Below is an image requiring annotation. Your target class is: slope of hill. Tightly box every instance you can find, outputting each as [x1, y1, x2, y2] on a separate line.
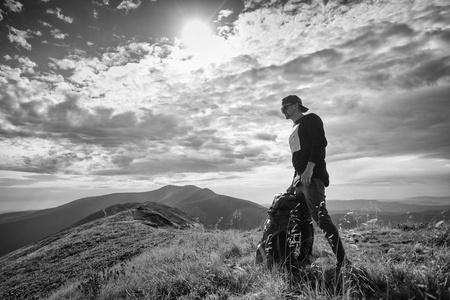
[163, 188, 267, 230]
[70, 203, 141, 228]
[0, 201, 201, 300]
[0, 185, 267, 257]
[0, 210, 39, 223]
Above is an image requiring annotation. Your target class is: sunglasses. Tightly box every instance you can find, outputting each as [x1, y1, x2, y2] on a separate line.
[281, 103, 294, 112]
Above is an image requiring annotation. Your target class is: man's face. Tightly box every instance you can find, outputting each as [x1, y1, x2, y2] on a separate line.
[281, 103, 294, 119]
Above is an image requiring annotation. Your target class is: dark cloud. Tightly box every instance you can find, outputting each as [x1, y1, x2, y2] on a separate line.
[89, 129, 277, 176]
[338, 22, 415, 58]
[283, 49, 343, 76]
[377, 88, 450, 159]
[326, 86, 450, 161]
[1, 87, 189, 147]
[111, 154, 134, 168]
[254, 132, 277, 141]
[381, 23, 415, 40]
[93, 154, 251, 176]
[178, 129, 218, 150]
[5, 150, 86, 174]
[394, 56, 450, 88]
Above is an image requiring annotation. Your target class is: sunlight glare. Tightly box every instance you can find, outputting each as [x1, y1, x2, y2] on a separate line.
[181, 20, 212, 48]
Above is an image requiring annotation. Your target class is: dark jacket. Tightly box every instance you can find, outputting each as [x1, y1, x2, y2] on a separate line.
[289, 113, 329, 187]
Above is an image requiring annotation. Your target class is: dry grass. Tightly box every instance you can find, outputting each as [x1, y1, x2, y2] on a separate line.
[34, 221, 450, 300]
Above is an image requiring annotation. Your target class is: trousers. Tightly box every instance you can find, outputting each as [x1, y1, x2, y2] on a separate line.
[294, 177, 346, 265]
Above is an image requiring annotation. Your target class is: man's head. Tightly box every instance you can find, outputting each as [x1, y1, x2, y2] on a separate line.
[281, 95, 308, 120]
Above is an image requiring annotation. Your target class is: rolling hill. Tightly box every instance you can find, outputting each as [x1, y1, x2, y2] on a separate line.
[0, 201, 201, 300]
[0, 185, 267, 257]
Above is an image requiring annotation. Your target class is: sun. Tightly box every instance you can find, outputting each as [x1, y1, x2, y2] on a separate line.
[181, 20, 212, 48]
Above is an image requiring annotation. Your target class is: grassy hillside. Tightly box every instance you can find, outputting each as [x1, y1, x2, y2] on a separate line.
[0, 202, 200, 300]
[1, 208, 449, 299]
[70, 203, 141, 228]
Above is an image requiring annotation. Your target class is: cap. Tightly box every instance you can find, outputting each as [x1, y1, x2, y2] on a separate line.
[281, 95, 309, 112]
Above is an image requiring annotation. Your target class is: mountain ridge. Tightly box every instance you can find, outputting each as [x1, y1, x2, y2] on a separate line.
[0, 185, 266, 257]
[325, 199, 450, 214]
[327, 196, 450, 206]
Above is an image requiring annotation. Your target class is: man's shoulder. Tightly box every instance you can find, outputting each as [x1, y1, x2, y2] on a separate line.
[303, 113, 322, 122]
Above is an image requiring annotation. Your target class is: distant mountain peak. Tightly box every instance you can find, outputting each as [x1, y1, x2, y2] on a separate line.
[158, 184, 203, 191]
[0, 184, 266, 257]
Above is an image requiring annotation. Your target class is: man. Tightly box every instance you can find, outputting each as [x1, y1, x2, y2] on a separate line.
[281, 94, 350, 270]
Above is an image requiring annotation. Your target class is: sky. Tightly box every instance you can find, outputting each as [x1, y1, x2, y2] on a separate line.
[1, 0, 450, 212]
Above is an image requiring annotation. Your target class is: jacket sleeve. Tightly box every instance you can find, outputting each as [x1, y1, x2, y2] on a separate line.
[308, 114, 327, 164]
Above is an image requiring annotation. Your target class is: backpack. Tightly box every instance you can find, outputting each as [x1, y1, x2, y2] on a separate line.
[255, 192, 314, 272]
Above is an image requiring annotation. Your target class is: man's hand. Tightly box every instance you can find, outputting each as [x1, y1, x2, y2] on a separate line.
[286, 184, 295, 195]
[301, 162, 315, 186]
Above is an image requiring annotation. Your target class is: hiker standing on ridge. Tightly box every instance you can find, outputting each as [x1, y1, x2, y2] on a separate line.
[281, 95, 350, 270]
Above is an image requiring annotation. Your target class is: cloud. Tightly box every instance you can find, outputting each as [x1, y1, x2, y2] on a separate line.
[46, 8, 74, 23]
[0, 67, 195, 175]
[116, 0, 142, 13]
[242, 0, 286, 11]
[218, 2, 448, 165]
[94, 148, 265, 177]
[1, 55, 37, 74]
[50, 28, 67, 39]
[36, 95, 187, 148]
[255, 133, 277, 141]
[218, 9, 234, 20]
[322, 82, 450, 161]
[15, 55, 37, 74]
[7, 26, 34, 50]
[4, 0, 23, 13]
[97, 0, 110, 6]
[393, 56, 450, 88]
[0, 52, 283, 176]
[38, 20, 52, 27]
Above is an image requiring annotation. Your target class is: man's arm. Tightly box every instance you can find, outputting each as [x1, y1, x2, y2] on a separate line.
[286, 171, 297, 194]
[302, 115, 325, 186]
[301, 161, 315, 187]
[308, 114, 327, 165]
